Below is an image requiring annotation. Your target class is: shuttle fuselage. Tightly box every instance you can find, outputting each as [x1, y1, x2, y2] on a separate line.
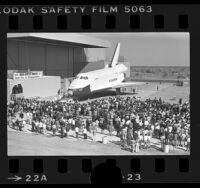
[68, 63, 127, 97]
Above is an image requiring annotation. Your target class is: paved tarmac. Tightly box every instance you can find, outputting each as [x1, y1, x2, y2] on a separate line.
[8, 127, 189, 156]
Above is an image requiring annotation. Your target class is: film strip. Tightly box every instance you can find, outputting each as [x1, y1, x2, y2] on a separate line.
[0, 3, 199, 184]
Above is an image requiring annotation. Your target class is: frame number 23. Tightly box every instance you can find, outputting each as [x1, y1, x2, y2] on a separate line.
[125, 173, 141, 182]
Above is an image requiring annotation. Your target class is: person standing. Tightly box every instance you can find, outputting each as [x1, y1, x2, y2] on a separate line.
[132, 130, 139, 153]
[160, 126, 165, 151]
[60, 120, 65, 138]
[75, 126, 79, 139]
[179, 98, 182, 105]
[121, 126, 127, 148]
[63, 125, 67, 138]
[135, 131, 140, 153]
[108, 119, 113, 136]
[18, 120, 23, 131]
[39, 121, 43, 134]
[31, 120, 36, 132]
[52, 122, 57, 136]
[65, 120, 70, 138]
[92, 121, 97, 141]
[72, 118, 75, 130]
[42, 119, 47, 135]
[143, 128, 148, 149]
[186, 134, 190, 151]
[83, 126, 87, 140]
[60, 124, 64, 138]
[127, 127, 133, 150]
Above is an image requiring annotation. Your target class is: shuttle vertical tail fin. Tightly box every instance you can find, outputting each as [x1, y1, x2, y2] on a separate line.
[110, 43, 120, 67]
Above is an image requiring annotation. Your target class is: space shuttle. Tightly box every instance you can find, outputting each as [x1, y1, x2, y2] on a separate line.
[68, 43, 144, 97]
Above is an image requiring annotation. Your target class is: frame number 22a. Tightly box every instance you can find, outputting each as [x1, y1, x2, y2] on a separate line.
[25, 174, 47, 183]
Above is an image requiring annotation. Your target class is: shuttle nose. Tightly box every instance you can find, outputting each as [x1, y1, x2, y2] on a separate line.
[69, 81, 77, 90]
[67, 90, 73, 96]
[69, 79, 89, 90]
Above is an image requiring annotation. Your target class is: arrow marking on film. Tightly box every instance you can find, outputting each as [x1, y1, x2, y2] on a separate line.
[8, 175, 22, 182]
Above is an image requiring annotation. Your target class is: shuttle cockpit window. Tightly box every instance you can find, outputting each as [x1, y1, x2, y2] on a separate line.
[80, 76, 88, 80]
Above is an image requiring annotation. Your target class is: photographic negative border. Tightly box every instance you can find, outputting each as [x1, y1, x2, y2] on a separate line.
[0, 3, 199, 184]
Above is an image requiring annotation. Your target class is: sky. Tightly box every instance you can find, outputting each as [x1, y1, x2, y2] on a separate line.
[82, 32, 190, 67]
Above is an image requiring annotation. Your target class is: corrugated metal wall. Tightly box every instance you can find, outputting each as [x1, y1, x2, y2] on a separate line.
[7, 39, 105, 78]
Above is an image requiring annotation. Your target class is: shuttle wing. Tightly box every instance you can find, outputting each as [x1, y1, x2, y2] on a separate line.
[90, 82, 145, 92]
[111, 82, 145, 89]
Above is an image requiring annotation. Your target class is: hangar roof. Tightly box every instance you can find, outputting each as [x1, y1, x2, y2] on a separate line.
[7, 33, 111, 48]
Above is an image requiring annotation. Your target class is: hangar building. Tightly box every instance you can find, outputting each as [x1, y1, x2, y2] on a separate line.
[7, 33, 111, 78]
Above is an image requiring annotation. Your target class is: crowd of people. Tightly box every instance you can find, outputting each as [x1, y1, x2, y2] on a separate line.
[7, 95, 190, 153]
